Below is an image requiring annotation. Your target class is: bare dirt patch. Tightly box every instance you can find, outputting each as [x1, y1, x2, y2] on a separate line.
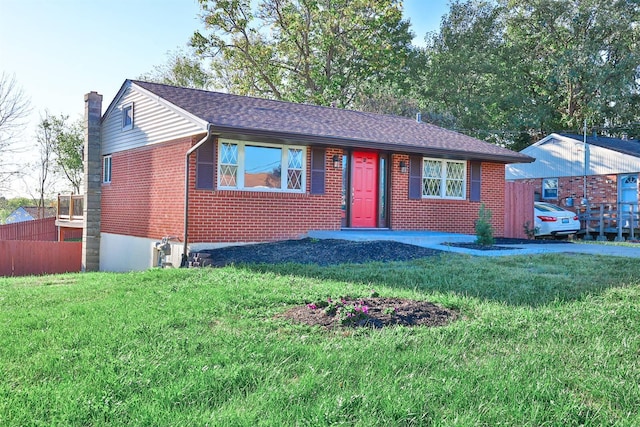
[279, 297, 458, 329]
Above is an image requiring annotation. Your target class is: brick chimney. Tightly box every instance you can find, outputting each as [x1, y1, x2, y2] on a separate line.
[82, 92, 103, 272]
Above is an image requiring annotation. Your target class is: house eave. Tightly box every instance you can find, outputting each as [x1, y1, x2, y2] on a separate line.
[211, 125, 534, 164]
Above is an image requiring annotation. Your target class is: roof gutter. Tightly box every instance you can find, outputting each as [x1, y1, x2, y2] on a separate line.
[182, 124, 214, 266]
[212, 126, 534, 164]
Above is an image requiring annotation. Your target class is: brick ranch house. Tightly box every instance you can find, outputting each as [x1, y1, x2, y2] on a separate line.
[506, 133, 640, 214]
[82, 80, 532, 272]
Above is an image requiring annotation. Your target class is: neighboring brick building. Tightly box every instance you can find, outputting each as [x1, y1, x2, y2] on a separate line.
[87, 80, 532, 272]
[506, 133, 640, 214]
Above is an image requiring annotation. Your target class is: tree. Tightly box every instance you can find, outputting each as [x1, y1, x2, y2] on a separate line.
[191, 0, 414, 108]
[417, 1, 509, 133]
[33, 113, 57, 218]
[139, 49, 215, 89]
[502, 0, 640, 132]
[0, 72, 31, 191]
[46, 115, 84, 194]
[417, 0, 640, 146]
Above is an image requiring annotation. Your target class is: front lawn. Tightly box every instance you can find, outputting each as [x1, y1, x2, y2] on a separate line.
[1, 253, 639, 426]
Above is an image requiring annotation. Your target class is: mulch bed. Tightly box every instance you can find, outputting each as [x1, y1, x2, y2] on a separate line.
[194, 238, 444, 267]
[193, 237, 573, 266]
[445, 237, 575, 251]
[279, 297, 458, 329]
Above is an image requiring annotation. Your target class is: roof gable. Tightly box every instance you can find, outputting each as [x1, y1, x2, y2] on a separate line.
[557, 133, 640, 157]
[5, 206, 56, 224]
[507, 133, 640, 179]
[129, 80, 532, 164]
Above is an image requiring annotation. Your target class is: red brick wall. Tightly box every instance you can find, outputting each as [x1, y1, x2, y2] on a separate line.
[101, 136, 196, 239]
[103, 135, 508, 243]
[188, 145, 343, 243]
[389, 155, 506, 236]
[514, 174, 635, 211]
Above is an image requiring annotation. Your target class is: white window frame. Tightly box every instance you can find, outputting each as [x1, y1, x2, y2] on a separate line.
[217, 139, 306, 193]
[542, 178, 558, 199]
[422, 157, 467, 200]
[122, 103, 134, 131]
[103, 155, 112, 184]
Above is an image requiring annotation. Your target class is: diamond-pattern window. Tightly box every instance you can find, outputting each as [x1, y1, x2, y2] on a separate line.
[288, 148, 303, 170]
[218, 140, 305, 192]
[423, 160, 442, 196]
[288, 170, 302, 190]
[422, 158, 466, 199]
[219, 143, 238, 187]
[287, 148, 303, 190]
[445, 162, 465, 198]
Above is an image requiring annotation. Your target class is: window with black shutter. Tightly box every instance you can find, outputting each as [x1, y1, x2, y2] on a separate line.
[408, 156, 422, 200]
[310, 147, 326, 194]
[196, 139, 215, 190]
[470, 161, 481, 202]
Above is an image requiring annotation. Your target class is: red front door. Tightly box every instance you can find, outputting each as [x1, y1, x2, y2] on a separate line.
[351, 152, 378, 227]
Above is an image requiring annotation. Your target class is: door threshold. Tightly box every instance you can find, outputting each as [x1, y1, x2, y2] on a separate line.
[340, 228, 390, 231]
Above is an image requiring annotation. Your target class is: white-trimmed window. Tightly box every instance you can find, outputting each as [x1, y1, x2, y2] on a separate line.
[217, 139, 306, 192]
[103, 155, 112, 184]
[122, 103, 133, 131]
[542, 178, 558, 199]
[422, 158, 466, 199]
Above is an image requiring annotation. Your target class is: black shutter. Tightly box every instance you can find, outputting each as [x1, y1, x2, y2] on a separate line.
[470, 161, 481, 202]
[196, 139, 214, 190]
[310, 148, 326, 194]
[408, 156, 422, 200]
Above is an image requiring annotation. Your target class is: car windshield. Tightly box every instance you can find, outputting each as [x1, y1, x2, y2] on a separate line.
[535, 203, 566, 212]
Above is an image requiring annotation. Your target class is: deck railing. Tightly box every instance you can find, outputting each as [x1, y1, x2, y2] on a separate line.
[577, 202, 639, 241]
[57, 194, 84, 222]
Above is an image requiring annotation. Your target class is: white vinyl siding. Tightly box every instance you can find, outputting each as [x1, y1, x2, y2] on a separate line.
[101, 84, 206, 155]
[506, 134, 640, 180]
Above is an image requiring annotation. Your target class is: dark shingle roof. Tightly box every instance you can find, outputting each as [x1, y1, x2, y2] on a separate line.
[132, 80, 532, 164]
[558, 133, 640, 157]
[20, 206, 56, 219]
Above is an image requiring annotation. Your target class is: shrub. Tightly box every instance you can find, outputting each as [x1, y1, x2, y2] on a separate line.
[475, 204, 495, 246]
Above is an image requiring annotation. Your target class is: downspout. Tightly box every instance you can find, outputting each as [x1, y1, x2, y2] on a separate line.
[182, 124, 214, 267]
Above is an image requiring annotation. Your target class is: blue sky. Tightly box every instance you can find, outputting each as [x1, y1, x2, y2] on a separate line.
[0, 0, 449, 196]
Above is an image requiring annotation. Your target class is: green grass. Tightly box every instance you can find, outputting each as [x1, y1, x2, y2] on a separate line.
[1, 253, 639, 426]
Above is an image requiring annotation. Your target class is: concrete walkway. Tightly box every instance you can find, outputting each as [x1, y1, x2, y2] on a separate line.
[306, 229, 640, 259]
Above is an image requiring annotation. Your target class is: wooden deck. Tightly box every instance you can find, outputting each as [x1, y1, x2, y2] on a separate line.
[577, 203, 639, 241]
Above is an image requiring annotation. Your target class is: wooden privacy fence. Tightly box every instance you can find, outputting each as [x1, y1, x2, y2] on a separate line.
[0, 240, 82, 276]
[0, 217, 57, 241]
[504, 181, 535, 239]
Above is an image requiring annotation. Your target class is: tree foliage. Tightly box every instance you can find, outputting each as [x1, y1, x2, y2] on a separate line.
[138, 49, 215, 90]
[418, 0, 640, 144]
[35, 114, 84, 196]
[191, 0, 414, 108]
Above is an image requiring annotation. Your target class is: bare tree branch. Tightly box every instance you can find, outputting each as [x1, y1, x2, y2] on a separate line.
[0, 72, 31, 192]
